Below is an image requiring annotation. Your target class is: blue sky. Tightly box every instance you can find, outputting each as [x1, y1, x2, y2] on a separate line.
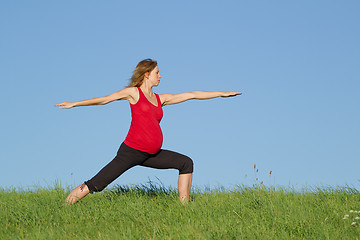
[1, 1, 359, 191]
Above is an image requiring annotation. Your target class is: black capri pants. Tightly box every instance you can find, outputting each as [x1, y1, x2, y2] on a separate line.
[85, 142, 193, 192]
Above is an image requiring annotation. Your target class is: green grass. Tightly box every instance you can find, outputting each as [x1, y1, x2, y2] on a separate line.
[1, 183, 360, 239]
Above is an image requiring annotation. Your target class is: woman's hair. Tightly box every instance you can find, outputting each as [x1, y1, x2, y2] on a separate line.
[128, 58, 158, 87]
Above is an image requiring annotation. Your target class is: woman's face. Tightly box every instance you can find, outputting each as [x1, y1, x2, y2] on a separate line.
[148, 66, 162, 86]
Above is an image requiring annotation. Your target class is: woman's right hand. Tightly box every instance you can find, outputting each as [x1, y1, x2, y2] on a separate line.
[221, 92, 242, 97]
[54, 102, 76, 109]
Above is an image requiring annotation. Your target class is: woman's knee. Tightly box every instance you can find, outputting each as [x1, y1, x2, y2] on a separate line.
[179, 156, 193, 174]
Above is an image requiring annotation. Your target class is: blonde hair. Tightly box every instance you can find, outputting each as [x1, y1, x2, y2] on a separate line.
[128, 59, 158, 87]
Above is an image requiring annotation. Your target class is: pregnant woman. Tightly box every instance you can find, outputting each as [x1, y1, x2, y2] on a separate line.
[55, 58, 241, 204]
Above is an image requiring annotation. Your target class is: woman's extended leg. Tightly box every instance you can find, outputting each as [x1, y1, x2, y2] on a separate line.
[65, 183, 90, 205]
[65, 143, 148, 205]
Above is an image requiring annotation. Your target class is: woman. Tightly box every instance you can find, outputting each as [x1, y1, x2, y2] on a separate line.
[55, 59, 241, 204]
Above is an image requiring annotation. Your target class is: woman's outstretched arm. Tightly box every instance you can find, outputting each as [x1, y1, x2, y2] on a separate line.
[160, 91, 242, 106]
[54, 87, 136, 109]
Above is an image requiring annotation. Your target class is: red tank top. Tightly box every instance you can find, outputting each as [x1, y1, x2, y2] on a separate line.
[124, 87, 163, 154]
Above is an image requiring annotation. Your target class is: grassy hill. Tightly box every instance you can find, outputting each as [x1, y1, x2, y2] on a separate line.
[1, 182, 360, 239]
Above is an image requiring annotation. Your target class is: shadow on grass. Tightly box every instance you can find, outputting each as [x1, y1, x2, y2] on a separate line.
[108, 178, 178, 197]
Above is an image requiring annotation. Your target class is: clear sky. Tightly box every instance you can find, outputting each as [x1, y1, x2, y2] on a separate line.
[1, 1, 359, 191]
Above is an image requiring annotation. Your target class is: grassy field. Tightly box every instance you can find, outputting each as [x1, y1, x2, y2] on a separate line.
[1, 182, 360, 239]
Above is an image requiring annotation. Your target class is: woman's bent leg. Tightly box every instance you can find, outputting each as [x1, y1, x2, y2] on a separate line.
[141, 149, 194, 203]
[178, 173, 192, 203]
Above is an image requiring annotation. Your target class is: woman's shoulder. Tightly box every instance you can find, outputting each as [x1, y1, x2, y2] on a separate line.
[123, 86, 139, 104]
[124, 86, 138, 93]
